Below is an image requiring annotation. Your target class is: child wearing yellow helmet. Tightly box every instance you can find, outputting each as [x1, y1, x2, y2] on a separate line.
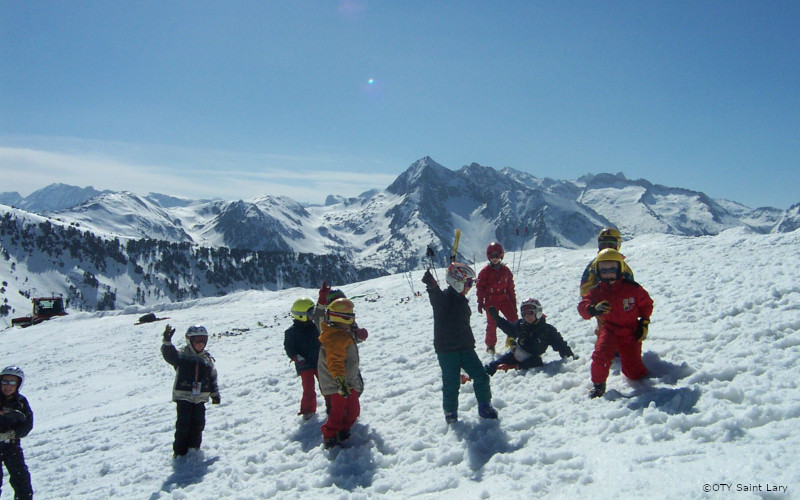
[284, 297, 321, 420]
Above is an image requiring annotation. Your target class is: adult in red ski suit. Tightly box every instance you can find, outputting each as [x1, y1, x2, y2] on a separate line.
[578, 249, 653, 399]
[476, 242, 518, 353]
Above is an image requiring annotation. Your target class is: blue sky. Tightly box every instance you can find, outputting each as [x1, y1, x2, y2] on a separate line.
[2, 1, 798, 208]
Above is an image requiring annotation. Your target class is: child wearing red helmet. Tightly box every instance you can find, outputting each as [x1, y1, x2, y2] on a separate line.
[476, 242, 518, 354]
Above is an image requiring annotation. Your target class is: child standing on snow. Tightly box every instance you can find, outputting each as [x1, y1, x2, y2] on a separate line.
[476, 242, 518, 354]
[484, 299, 577, 376]
[423, 263, 498, 424]
[161, 324, 221, 457]
[284, 297, 321, 420]
[315, 294, 365, 449]
[0, 366, 33, 500]
[578, 249, 653, 398]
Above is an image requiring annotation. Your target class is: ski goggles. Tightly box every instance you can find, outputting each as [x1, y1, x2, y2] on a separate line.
[1, 379, 18, 386]
[189, 336, 208, 344]
[597, 265, 619, 274]
[464, 277, 475, 288]
[598, 237, 619, 249]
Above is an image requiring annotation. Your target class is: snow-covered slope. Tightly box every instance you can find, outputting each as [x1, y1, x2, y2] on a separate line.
[2, 228, 798, 498]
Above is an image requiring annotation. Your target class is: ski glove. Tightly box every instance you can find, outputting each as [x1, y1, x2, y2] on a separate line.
[421, 270, 437, 288]
[588, 300, 611, 316]
[355, 327, 369, 342]
[163, 325, 175, 342]
[634, 318, 650, 341]
[477, 303, 484, 314]
[211, 394, 221, 405]
[487, 306, 500, 321]
[335, 375, 351, 397]
[292, 355, 305, 364]
[318, 281, 331, 306]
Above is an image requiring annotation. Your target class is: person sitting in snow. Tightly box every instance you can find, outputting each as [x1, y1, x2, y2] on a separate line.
[476, 242, 518, 354]
[315, 296, 365, 449]
[161, 324, 221, 457]
[0, 366, 33, 500]
[422, 263, 498, 424]
[284, 297, 321, 420]
[484, 299, 577, 376]
[578, 249, 653, 399]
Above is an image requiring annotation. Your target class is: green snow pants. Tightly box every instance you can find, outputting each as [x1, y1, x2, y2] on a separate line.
[437, 349, 492, 414]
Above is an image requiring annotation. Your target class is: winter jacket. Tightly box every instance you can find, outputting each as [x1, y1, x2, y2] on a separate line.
[162, 341, 220, 404]
[426, 284, 476, 353]
[284, 320, 321, 373]
[578, 278, 653, 335]
[494, 315, 574, 360]
[0, 393, 33, 441]
[580, 255, 634, 297]
[476, 263, 516, 308]
[317, 322, 364, 397]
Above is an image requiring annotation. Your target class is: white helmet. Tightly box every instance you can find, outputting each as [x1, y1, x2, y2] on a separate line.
[185, 325, 209, 338]
[520, 298, 543, 321]
[446, 262, 476, 293]
[1, 365, 24, 389]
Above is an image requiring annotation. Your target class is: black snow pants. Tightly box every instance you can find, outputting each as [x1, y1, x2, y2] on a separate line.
[173, 401, 206, 457]
[0, 441, 33, 500]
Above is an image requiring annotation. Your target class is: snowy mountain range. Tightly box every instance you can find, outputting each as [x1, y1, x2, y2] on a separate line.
[1, 157, 798, 315]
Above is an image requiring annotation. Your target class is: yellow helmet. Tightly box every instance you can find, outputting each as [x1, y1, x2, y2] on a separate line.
[595, 248, 624, 280]
[326, 298, 355, 325]
[597, 227, 622, 250]
[291, 297, 315, 322]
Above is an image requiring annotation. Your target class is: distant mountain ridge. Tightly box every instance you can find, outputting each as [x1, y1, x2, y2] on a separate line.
[1, 157, 798, 314]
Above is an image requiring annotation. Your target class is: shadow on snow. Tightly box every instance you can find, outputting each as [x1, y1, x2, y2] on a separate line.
[451, 418, 522, 478]
[150, 451, 219, 499]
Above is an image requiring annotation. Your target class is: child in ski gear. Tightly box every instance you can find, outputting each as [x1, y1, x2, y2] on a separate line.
[311, 282, 369, 420]
[0, 366, 33, 500]
[578, 249, 653, 399]
[161, 324, 221, 457]
[316, 297, 365, 449]
[284, 297, 322, 419]
[476, 242, 518, 354]
[423, 264, 498, 423]
[484, 299, 577, 376]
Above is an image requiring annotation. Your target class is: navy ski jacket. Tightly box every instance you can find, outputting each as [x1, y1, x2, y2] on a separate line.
[426, 284, 477, 354]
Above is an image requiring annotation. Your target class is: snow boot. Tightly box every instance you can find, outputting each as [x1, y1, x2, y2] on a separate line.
[484, 363, 497, 376]
[589, 383, 606, 399]
[478, 402, 498, 419]
[323, 437, 338, 449]
[444, 411, 458, 424]
[486, 346, 495, 355]
[337, 429, 351, 442]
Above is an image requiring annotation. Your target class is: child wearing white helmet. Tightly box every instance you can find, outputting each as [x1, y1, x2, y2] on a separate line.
[161, 324, 221, 457]
[0, 365, 34, 499]
[423, 263, 498, 424]
[484, 299, 577, 376]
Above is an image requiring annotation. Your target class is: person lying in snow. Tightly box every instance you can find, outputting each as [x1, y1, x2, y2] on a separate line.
[484, 299, 577, 376]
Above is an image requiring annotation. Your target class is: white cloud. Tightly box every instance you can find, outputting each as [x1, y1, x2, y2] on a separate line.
[0, 140, 398, 203]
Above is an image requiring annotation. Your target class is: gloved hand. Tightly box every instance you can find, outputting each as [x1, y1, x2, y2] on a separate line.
[477, 302, 484, 314]
[318, 281, 331, 306]
[355, 328, 369, 341]
[0, 430, 15, 441]
[163, 325, 175, 342]
[588, 300, 611, 316]
[293, 355, 305, 364]
[487, 306, 500, 321]
[334, 375, 351, 397]
[562, 348, 579, 360]
[421, 270, 437, 288]
[634, 318, 650, 341]
[211, 394, 221, 405]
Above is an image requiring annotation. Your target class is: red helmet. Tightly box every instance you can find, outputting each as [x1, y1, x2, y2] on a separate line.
[486, 242, 504, 260]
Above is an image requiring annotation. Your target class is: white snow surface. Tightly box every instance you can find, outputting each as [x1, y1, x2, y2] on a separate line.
[2, 228, 799, 499]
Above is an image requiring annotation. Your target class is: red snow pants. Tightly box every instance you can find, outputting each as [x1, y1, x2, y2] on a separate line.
[484, 300, 519, 348]
[591, 327, 648, 384]
[321, 391, 360, 439]
[298, 369, 319, 416]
